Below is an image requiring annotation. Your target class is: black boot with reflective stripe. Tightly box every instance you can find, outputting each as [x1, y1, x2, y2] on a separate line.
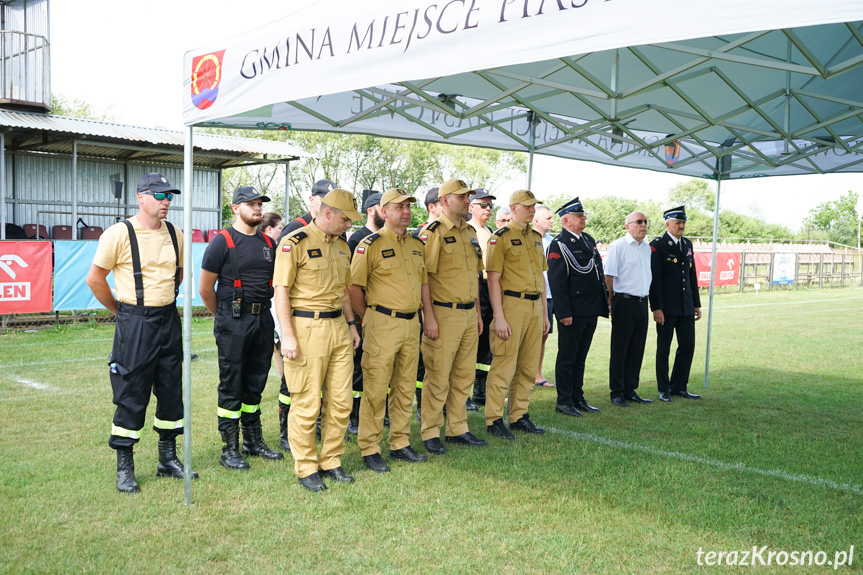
[116, 447, 140, 494]
[156, 438, 199, 479]
[219, 423, 250, 470]
[278, 404, 291, 452]
[242, 422, 284, 460]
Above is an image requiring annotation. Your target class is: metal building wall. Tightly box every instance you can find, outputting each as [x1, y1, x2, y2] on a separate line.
[1, 0, 50, 108]
[9, 153, 221, 237]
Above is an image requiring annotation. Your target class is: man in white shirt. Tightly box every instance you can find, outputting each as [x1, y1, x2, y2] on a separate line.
[603, 212, 653, 407]
[532, 205, 556, 388]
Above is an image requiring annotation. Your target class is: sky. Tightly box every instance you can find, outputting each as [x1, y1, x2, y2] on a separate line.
[50, 0, 860, 232]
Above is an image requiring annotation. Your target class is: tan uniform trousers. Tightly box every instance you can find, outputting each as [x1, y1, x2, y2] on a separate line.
[284, 315, 353, 478]
[420, 305, 478, 440]
[358, 309, 420, 456]
[485, 297, 543, 426]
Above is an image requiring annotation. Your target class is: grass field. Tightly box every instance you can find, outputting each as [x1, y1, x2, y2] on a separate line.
[1, 287, 861, 574]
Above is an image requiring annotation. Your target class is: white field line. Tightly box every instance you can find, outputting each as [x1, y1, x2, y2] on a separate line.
[16, 378, 55, 391]
[546, 427, 863, 496]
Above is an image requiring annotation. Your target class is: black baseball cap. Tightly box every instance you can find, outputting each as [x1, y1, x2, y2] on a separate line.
[312, 179, 336, 196]
[137, 173, 180, 194]
[472, 188, 496, 201]
[232, 186, 271, 205]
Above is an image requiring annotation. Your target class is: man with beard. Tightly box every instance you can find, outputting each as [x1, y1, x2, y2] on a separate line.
[199, 187, 283, 470]
[467, 188, 496, 406]
[345, 191, 383, 435]
[349, 188, 429, 472]
[87, 172, 197, 493]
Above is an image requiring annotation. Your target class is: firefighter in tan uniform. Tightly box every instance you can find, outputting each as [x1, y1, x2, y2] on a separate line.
[349, 188, 429, 473]
[273, 189, 363, 492]
[485, 190, 551, 439]
[419, 179, 488, 454]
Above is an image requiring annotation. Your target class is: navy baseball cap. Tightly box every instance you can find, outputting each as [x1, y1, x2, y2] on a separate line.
[137, 173, 180, 194]
[363, 192, 382, 211]
[472, 188, 496, 202]
[425, 187, 440, 208]
[311, 179, 336, 196]
[232, 186, 271, 205]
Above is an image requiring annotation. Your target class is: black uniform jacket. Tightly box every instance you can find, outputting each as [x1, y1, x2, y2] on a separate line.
[547, 229, 609, 319]
[649, 231, 701, 316]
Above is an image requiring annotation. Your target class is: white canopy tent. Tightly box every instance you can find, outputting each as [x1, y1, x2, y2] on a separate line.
[179, 0, 863, 503]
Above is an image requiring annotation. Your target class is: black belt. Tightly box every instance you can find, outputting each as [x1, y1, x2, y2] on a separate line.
[292, 309, 343, 319]
[373, 305, 417, 320]
[433, 301, 474, 310]
[503, 290, 541, 301]
[217, 300, 270, 314]
[616, 293, 648, 302]
[117, 301, 176, 316]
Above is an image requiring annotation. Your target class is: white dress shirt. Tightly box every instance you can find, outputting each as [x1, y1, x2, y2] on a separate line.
[604, 232, 652, 297]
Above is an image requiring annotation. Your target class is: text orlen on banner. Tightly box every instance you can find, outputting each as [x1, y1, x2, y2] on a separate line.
[0, 241, 53, 314]
[694, 252, 741, 288]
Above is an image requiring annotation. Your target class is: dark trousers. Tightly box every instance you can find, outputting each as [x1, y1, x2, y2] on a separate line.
[609, 297, 648, 399]
[655, 314, 696, 393]
[108, 302, 183, 449]
[476, 277, 493, 379]
[215, 306, 275, 431]
[555, 316, 597, 406]
[352, 326, 364, 393]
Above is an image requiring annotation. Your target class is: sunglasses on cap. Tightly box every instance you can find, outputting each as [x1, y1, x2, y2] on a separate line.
[142, 191, 174, 201]
[473, 202, 492, 209]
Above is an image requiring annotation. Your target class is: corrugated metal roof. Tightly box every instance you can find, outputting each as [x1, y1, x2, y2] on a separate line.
[0, 109, 311, 167]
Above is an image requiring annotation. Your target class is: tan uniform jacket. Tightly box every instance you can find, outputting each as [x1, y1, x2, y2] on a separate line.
[350, 225, 427, 312]
[485, 220, 547, 293]
[420, 212, 483, 304]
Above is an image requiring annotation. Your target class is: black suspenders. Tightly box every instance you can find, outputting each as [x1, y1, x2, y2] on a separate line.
[121, 220, 180, 306]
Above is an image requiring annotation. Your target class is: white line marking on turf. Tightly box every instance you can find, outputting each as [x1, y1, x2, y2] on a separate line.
[547, 427, 863, 496]
[17, 378, 54, 391]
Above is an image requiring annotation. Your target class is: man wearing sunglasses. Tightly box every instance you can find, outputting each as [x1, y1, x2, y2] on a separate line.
[86, 172, 197, 493]
[467, 189, 496, 407]
[199, 187, 284, 472]
[604, 212, 653, 407]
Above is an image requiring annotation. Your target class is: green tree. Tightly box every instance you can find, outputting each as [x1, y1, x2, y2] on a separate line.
[803, 190, 859, 246]
[51, 94, 116, 121]
[668, 178, 715, 212]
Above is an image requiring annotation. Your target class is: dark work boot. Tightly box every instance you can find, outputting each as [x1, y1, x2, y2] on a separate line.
[219, 423, 250, 470]
[347, 396, 360, 435]
[473, 377, 486, 405]
[242, 422, 284, 460]
[415, 386, 422, 424]
[157, 438, 199, 480]
[116, 447, 140, 494]
[278, 405, 291, 452]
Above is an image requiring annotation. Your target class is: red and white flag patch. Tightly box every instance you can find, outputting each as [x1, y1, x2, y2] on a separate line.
[357, 246, 366, 254]
[282, 245, 292, 252]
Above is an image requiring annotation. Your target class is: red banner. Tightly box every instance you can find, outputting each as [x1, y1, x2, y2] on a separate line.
[694, 252, 741, 287]
[0, 241, 53, 313]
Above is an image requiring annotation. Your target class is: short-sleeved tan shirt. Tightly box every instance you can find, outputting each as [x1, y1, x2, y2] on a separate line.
[350, 225, 427, 312]
[485, 220, 547, 294]
[273, 221, 351, 311]
[92, 216, 183, 307]
[420, 212, 483, 304]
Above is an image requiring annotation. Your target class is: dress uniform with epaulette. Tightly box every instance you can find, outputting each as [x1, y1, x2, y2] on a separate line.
[484, 190, 549, 439]
[546, 197, 608, 417]
[418, 179, 487, 455]
[350, 188, 429, 472]
[273, 189, 363, 491]
[649, 205, 702, 401]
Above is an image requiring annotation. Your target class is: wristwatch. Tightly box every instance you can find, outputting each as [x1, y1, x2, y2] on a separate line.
[348, 319, 360, 327]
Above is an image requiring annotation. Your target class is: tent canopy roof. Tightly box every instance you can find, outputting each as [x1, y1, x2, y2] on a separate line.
[183, 0, 863, 179]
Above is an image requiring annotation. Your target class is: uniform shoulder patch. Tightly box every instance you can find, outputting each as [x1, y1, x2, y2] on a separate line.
[425, 221, 441, 233]
[361, 233, 381, 246]
[288, 231, 308, 245]
[493, 227, 509, 237]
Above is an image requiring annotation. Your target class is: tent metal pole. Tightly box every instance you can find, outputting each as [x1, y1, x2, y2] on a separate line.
[285, 159, 291, 217]
[703, 176, 722, 389]
[1, 133, 5, 240]
[182, 126, 194, 506]
[526, 112, 536, 189]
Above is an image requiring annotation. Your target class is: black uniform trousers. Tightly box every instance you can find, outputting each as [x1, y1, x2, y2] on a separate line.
[215, 305, 275, 431]
[108, 302, 183, 449]
[609, 296, 649, 399]
[555, 316, 597, 407]
[475, 276, 494, 379]
[351, 325, 364, 393]
[655, 314, 696, 393]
